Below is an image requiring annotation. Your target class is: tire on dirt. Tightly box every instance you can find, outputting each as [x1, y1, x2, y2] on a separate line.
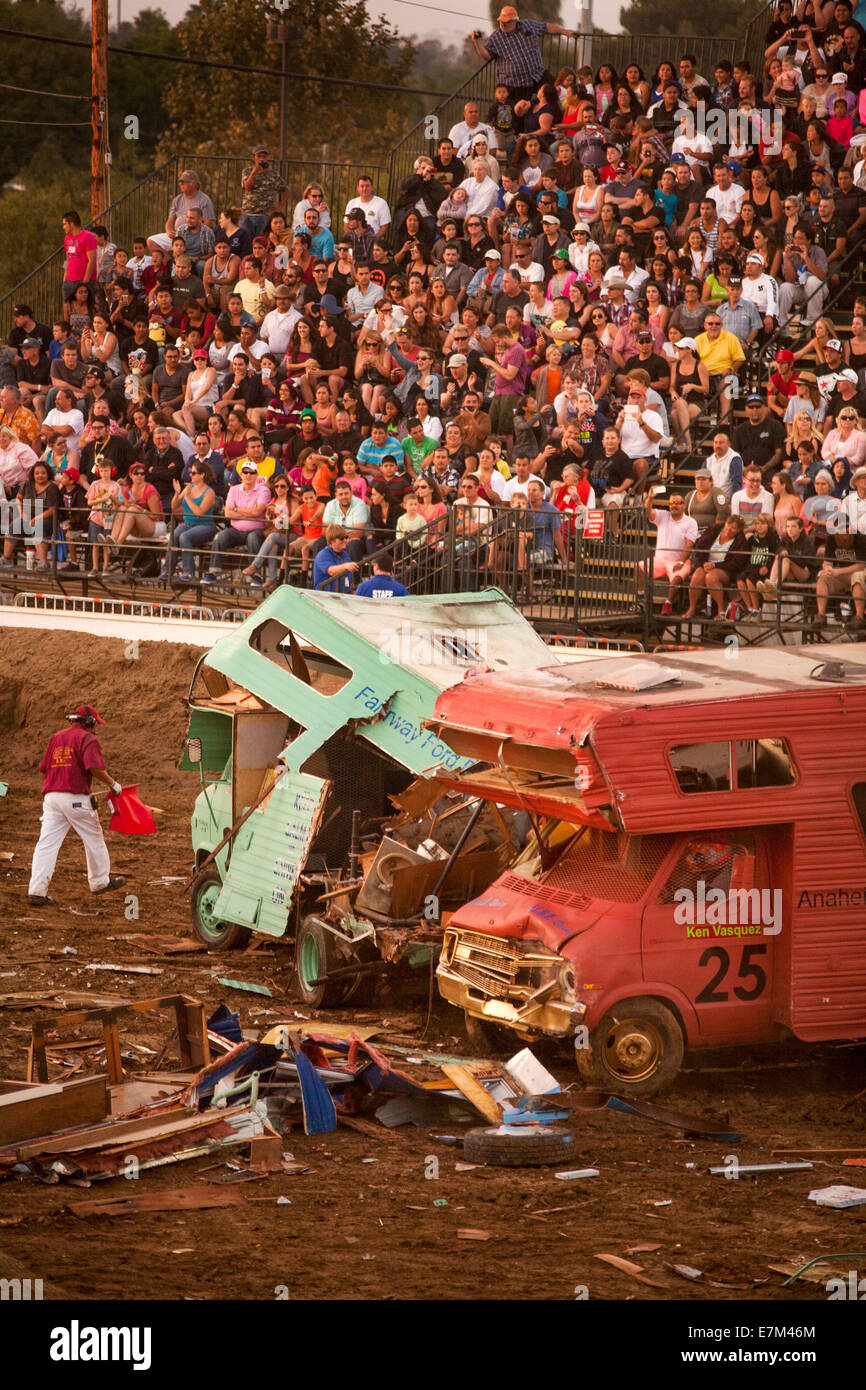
[295, 915, 358, 1008]
[576, 996, 684, 1098]
[190, 867, 251, 950]
[463, 1125, 576, 1167]
[463, 1010, 511, 1055]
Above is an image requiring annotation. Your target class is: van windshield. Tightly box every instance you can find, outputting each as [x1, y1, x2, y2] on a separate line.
[543, 829, 675, 904]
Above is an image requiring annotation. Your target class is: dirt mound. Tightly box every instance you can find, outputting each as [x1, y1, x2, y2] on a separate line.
[0, 631, 202, 790]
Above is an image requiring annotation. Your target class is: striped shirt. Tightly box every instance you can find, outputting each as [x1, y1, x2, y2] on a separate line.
[484, 19, 548, 87]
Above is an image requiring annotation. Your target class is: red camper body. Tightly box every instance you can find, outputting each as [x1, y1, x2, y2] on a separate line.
[430, 646, 866, 1095]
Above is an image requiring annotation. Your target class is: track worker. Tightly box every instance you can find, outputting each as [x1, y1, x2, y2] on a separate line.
[28, 703, 126, 906]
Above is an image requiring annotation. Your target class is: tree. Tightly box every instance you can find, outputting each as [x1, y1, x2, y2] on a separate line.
[619, 0, 764, 38]
[486, 0, 563, 24]
[110, 9, 185, 162]
[157, 0, 416, 165]
[0, 0, 90, 188]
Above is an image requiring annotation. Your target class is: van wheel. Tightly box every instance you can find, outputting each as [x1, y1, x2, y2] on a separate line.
[295, 916, 357, 1008]
[190, 868, 251, 950]
[463, 1126, 576, 1167]
[463, 1011, 509, 1055]
[576, 998, 683, 1098]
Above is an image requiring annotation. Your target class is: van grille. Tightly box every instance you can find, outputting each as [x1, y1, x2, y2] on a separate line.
[500, 873, 592, 912]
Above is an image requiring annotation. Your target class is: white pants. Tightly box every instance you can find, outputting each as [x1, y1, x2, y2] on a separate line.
[29, 792, 111, 896]
[778, 277, 827, 328]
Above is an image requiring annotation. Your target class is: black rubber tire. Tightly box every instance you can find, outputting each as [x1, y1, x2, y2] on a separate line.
[190, 867, 251, 950]
[576, 996, 684, 1098]
[295, 915, 356, 1008]
[463, 1125, 576, 1167]
[463, 1010, 510, 1055]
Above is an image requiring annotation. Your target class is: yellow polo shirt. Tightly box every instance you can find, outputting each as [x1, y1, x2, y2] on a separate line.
[694, 329, 746, 377]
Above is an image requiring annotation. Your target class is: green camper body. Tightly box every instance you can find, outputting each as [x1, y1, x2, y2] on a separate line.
[182, 586, 555, 948]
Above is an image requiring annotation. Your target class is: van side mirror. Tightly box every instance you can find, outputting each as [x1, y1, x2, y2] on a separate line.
[186, 737, 202, 765]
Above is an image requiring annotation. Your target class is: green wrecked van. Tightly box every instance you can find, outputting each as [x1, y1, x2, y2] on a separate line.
[181, 586, 558, 1004]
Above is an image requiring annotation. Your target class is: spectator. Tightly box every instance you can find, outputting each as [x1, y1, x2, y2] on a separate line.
[202, 462, 269, 582]
[471, 9, 578, 105]
[642, 487, 699, 606]
[240, 147, 289, 238]
[313, 525, 359, 592]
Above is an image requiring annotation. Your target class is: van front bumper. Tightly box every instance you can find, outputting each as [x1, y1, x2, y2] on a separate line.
[437, 927, 586, 1038]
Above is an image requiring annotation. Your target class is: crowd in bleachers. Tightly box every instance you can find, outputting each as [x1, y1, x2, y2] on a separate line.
[2, 4, 866, 626]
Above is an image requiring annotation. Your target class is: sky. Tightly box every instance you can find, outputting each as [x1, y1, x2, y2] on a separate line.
[85, 0, 624, 49]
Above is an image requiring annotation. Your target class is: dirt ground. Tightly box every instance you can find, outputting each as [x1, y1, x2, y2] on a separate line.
[1, 630, 865, 1303]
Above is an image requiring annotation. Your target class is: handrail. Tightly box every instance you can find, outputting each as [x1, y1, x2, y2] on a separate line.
[758, 237, 866, 370]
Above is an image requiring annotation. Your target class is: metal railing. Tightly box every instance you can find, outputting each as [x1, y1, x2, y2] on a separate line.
[742, 0, 780, 76]
[0, 155, 387, 334]
[386, 31, 739, 209]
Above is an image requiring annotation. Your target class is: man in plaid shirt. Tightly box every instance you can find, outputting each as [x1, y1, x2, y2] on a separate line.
[470, 6, 578, 104]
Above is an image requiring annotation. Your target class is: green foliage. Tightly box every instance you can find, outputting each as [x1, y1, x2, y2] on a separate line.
[157, 0, 417, 165]
[619, 0, 764, 39]
[0, 0, 90, 187]
[109, 8, 185, 160]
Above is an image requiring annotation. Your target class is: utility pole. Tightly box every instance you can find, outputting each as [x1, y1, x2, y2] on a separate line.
[265, 21, 302, 172]
[91, 0, 108, 221]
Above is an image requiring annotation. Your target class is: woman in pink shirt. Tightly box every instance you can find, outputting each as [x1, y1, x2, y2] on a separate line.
[821, 408, 866, 470]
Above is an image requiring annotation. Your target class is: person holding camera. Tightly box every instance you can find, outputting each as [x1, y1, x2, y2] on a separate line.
[469, 8, 578, 106]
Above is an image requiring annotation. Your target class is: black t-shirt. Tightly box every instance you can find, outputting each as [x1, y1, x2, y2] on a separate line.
[330, 427, 364, 458]
[545, 443, 586, 482]
[813, 216, 847, 255]
[623, 352, 670, 384]
[313, 334, 354, 375]
[674, 181, 703, 222]
[432, 154, 466, 190]
[9, 320, 52, 353]
[121, 336, 160, 373]
[369, 256, 397, 288]
[283, 430, 324, 469]
[218, 372, 269, 410]
[828, 388, 866, 421]
[834, 186, 866, 232]
[731, 416, 786, 468]
[80, 434, 135, 479]
[593, 449, 634, 488]
[15, 355, 51, 388]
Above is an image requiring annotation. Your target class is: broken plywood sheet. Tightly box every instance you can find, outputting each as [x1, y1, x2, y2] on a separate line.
[0, 1076, 108, 1146]
[70, 1188, 248, 1217]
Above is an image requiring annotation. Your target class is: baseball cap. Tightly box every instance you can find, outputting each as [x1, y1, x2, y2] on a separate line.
[694, 467, 712, 479]
[831, 71, 848, 83]
[63, 467, 81, 483]
[179, 168, 199, 182]
[542, 214, 561, 225]
[826, 338, 843, 352]
[838, 368, 859, 383]
[252, 145, 269, 155]
[669, 152, 687, 164]
[240, 461, 259, 474]
[676, 337, 697, 350]
[746, 393, 763, 404]
[192, 348, 208, 359]
[317, 293, 345, 315]
[726, 160, 742, 174]
[553, 248, 570, 260]
[484, 248, 502, 259]
[498, 5, 518, 18]
[776, 348, 794, 363]
[69, 704, 105, 725]
[637, 331, 652, 342]
[20, 336, 40, 349]
[448, 353, 468, 367]
[12, 303, 32, 315]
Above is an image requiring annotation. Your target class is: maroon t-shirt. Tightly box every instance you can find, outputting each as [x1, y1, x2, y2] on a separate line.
[40, 725, 106, 794]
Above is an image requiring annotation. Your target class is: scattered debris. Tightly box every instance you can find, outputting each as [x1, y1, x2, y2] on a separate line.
[672, 1264, 703, 1281]
[457, 1228, 492, 1241]
[808, 1185, 866, 1209]
[554, 1168, 599, 1180]
[594, 1253, 668, 1288]
[215, 978, 273, 997]
[771, 1147, 866, 1160]
[113, 934, 207, 956]
[69, 1188, 248, 1217]
[708, 1161, 813, 1177]
[625, 1243, 663, 1255]
[85, 963, 164, 977]
[463, 1125, 576, 1168]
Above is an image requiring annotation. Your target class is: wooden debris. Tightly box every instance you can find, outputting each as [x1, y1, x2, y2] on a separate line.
[594, 1253, 669, 1288]
[69, 1188, 248, 1217]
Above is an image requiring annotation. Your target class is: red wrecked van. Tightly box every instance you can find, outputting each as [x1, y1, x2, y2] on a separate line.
[429, 646, 866, 1095]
